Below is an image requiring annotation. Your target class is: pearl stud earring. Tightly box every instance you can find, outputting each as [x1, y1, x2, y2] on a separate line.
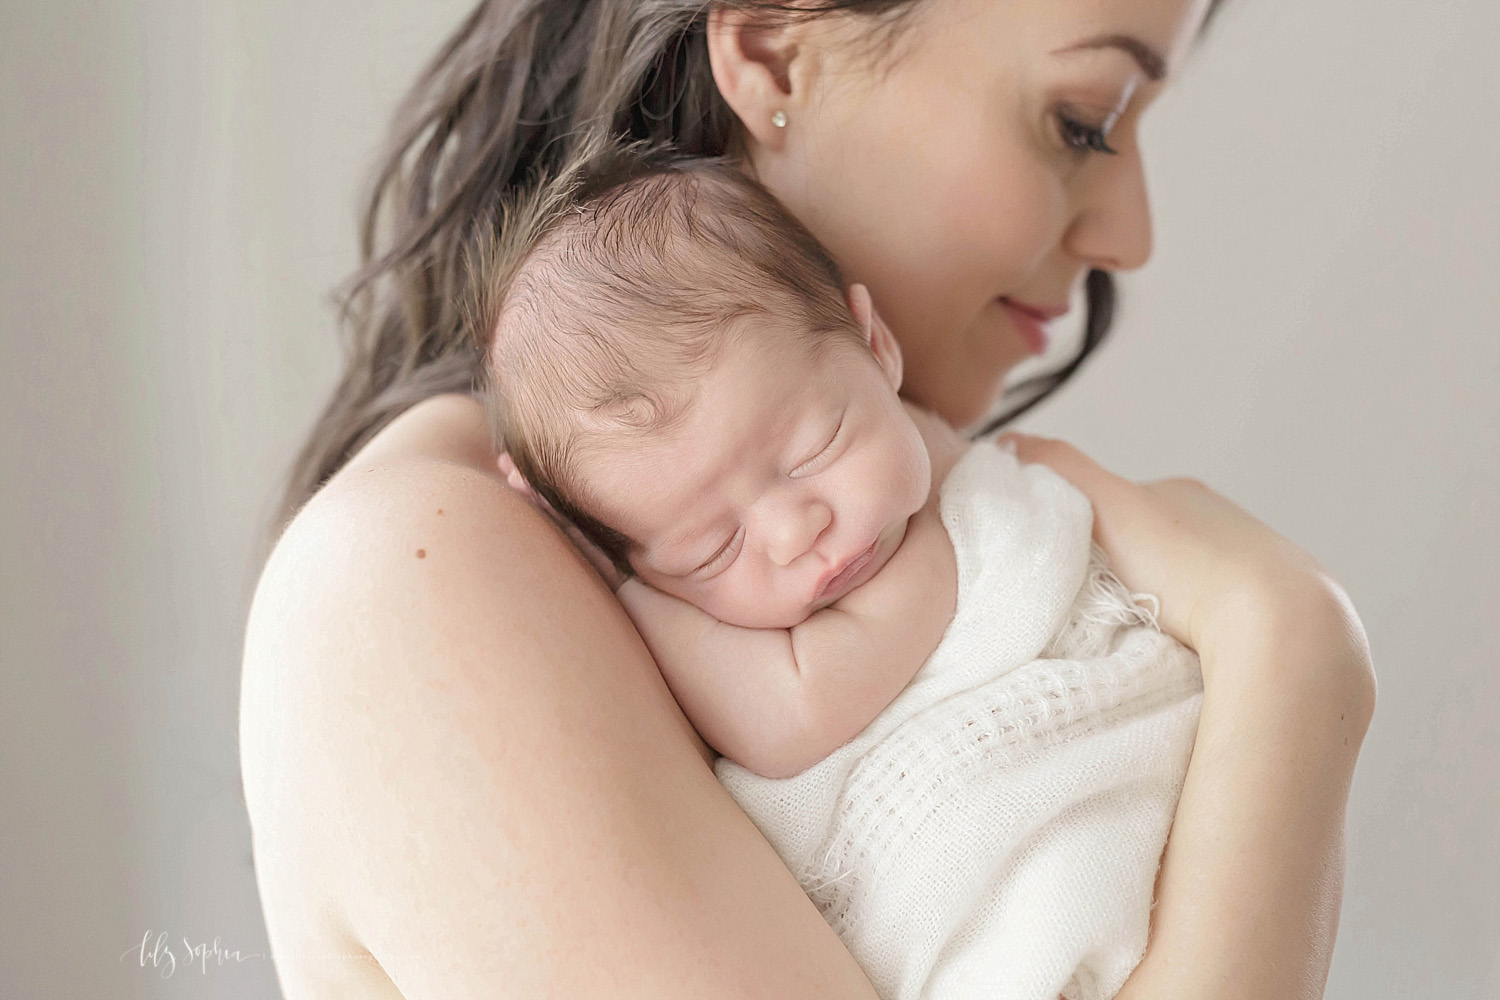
[771, 110, 788, 128]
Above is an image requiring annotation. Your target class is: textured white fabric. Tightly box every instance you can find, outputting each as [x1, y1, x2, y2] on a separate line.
[715, 443, 1203, 1000]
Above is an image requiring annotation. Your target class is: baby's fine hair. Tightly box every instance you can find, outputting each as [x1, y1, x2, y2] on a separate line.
[465, 139, 862, 576]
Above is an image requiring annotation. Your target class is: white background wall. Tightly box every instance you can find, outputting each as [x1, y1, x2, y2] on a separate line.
[2, 1, 1495, 997]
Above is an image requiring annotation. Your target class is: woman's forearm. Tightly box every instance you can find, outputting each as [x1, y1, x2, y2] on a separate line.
[1117, 580, 1377, 1000]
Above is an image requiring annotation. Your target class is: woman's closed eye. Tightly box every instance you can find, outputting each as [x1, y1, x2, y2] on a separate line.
[789, 413, 846, 479]
[693, 524, 744, 579]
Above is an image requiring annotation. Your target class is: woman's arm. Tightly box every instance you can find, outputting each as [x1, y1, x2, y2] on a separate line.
[1118, 581, 1373, 1000]
[996, 434, 1377, 1000]
[240, 456, 885, 999]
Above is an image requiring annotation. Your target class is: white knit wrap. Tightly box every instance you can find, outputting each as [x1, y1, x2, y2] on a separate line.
[715, 443, 1204, 1000]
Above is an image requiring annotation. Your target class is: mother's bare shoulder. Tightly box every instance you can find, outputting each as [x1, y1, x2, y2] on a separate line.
[240, 449, 700, 790]
[240, 452, 723, 994]
[246, 452, 592, 673]
[243, 392, 618, 703]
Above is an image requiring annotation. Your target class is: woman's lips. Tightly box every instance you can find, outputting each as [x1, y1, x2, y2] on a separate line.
[814, 539, 879, 603]
[999, 297, 1069, 356]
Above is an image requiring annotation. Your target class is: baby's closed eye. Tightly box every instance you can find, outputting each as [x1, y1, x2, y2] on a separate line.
[789, 412, 846, 478]
[692, 525, 745, 579]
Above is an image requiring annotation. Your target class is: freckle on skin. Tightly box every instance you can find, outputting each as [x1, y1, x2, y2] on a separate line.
[437, 509, 444, 515]
[416, 549, 426, 559]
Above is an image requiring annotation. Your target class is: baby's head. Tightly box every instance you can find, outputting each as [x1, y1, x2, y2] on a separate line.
[469, 150, 930, 629]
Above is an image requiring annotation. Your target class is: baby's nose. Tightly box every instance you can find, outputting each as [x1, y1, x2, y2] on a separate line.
[765, 499, 833, 568]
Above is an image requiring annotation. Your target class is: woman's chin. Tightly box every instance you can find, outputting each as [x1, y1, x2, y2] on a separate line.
[911, 373, 1016, 433]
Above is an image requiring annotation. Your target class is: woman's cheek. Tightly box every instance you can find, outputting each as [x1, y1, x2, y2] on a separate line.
[1000, 159, 1071, 271]
[956, 171, 1060, 282]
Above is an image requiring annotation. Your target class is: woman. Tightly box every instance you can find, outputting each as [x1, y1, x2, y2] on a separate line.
[240, 1, 1377, 996]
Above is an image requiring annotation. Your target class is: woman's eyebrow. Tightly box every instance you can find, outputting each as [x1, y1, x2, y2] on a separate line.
[1053, 34, 1167, 82]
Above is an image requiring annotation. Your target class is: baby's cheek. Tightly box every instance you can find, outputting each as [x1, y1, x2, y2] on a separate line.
[708, 572, 775, 628]
[699, 580, 738, 623]
[898, 432, 934, 510]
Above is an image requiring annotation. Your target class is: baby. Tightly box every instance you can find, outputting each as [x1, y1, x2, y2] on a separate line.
[468, 148, 1204, 1000]
[472, 148, 963, 777]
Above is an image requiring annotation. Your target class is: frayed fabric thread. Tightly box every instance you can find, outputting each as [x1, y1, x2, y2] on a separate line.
[1044, 542, 1163, 662]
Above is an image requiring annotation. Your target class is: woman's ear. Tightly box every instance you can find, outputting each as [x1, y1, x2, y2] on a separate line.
[705, 7, 820, 153]
[846, 283, 904, 392]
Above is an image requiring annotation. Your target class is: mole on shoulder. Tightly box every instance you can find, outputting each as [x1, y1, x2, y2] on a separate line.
[416, 549, 427, 559]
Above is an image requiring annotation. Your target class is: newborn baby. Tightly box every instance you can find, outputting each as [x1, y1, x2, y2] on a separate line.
[468, 150, 1203, 1000]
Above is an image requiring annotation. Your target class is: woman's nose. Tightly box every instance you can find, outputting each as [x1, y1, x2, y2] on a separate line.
[763, 497, 834, 568]
[1062, 143, 1154, 273]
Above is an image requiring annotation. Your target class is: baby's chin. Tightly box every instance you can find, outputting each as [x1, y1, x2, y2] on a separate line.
[704, 599, 818, 631]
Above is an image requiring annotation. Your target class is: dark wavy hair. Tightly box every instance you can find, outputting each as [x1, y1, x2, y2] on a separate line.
[272, 0, 1227, 536]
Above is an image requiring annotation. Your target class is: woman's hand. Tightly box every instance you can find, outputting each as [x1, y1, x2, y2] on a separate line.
[995, 433, 1376, 1000]
[497, 451, 628, 590]
[994, 432, 1371, 667]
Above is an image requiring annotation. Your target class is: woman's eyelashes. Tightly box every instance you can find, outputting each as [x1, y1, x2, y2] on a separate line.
[1054, 104, 1120, 157]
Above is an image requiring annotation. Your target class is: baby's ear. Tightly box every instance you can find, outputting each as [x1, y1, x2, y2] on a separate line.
[845, 283, 903, 392]
[497, 451, 543, 506]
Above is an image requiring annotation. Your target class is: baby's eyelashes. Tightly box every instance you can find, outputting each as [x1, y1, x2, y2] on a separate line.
[692, 524, 745, 579]
[789, 414, 846, 479]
